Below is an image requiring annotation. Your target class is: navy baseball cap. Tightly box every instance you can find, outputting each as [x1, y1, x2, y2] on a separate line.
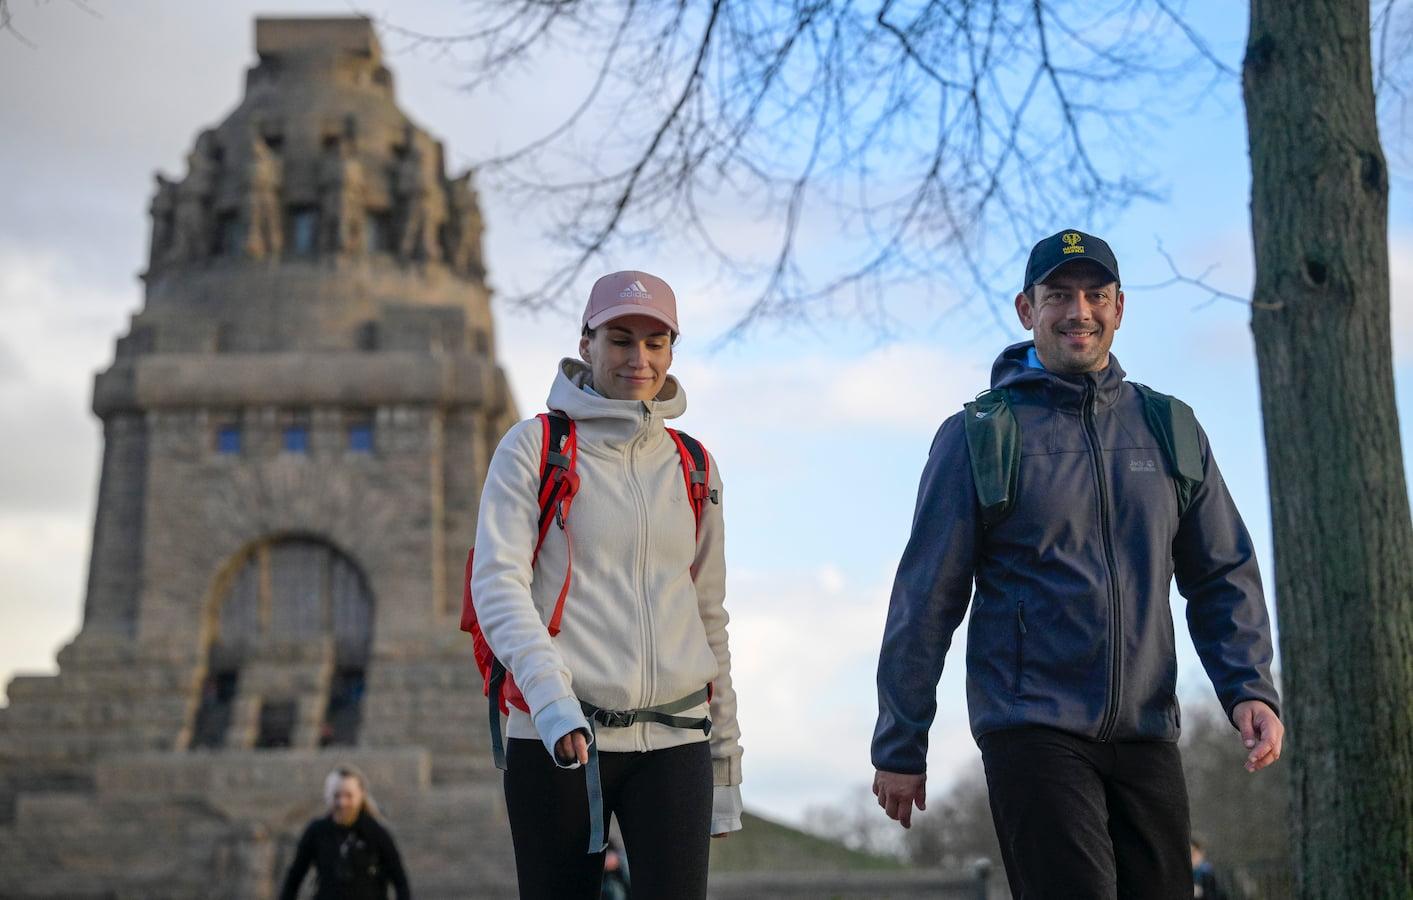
[1023, 229, 1121, 291]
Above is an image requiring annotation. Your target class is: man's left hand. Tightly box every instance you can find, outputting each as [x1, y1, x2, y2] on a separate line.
[1232, 700, 1284, 773]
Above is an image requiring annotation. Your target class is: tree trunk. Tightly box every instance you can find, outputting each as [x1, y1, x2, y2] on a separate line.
[1243, 1, 1413, 896]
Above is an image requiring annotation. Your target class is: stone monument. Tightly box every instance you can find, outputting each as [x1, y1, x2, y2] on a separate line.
[0, 18, 520, 899]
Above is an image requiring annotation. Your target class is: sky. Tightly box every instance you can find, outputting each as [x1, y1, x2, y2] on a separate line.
[1, 1, 1410, 829]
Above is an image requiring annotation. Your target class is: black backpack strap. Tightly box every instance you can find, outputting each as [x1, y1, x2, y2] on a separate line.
[962, 389, 1020, 527]
[1132, 383, 1204, 516]
[666, 428, 719, 536]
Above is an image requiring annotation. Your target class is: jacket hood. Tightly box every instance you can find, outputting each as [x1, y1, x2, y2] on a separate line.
[991, 340, 1128, 410]
[547, 358, 687, 447]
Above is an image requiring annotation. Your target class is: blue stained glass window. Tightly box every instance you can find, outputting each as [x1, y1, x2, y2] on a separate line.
[216, 425, 241, 454]
[289, 208, 320, 256]
[283, 425, 309, 453]
[348, 422, 374, 453]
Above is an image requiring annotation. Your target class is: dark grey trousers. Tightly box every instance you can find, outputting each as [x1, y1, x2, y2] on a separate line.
[979, 726, 1192, 899]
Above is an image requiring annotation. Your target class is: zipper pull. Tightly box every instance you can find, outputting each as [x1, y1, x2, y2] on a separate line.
[1017, 603, 1027, 634]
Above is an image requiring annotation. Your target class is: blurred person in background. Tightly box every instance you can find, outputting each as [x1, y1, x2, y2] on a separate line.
[279, 764, 411, 900]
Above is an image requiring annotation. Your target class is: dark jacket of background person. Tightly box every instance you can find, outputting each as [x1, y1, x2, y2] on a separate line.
[278, 810, 411, 900]
[873, 342, 1281, 774]
[1193, 859, 1228, 899]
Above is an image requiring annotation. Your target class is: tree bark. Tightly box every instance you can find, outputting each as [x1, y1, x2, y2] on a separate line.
[1243, 1, 1413, 895]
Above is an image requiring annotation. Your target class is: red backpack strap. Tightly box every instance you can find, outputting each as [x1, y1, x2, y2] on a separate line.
[666, 428, 716, 538]
[533, 412, 579, 636]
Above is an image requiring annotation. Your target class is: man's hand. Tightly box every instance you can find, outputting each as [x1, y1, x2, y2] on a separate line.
[554, 729, 590, 766]
[873, 769, 926, 829]
[1232, 700, 1284, 773]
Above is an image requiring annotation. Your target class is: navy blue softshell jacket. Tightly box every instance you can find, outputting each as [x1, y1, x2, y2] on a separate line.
[871, 342, 1280, 775]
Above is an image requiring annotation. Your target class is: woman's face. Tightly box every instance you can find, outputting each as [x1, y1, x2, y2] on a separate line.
[579, 315, 674, 402]
[330, 775, 364, 825]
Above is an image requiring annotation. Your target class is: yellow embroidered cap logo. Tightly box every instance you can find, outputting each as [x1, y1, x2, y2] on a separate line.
[1062, 231, 1085, 255]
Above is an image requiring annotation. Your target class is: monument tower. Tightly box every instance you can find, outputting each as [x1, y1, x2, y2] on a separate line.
[0, 18, 520, 897]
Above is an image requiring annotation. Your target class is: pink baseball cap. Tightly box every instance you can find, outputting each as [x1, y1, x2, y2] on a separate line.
[582, 270, 680, 335]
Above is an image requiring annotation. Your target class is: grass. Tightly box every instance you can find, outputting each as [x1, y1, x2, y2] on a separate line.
[708, 811, 908, 873]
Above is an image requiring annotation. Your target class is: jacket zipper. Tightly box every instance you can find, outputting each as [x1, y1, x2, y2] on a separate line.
[630, 406, 655, 749]
[1083, 381, 1124, 742]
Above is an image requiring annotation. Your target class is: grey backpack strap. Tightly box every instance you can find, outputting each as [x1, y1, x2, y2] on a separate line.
[962, 389, 1019, 527]
[577, 687, 713, 854]
[1132, 383, 1204, 515]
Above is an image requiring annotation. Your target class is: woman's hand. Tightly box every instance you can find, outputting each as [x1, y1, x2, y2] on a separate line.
[554, 729, 590, 766]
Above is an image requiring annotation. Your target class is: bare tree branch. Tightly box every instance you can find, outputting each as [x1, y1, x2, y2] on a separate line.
[0, 0, 38, 48]
[1153, 0, 1238, 77]
[1128, 241, 1283, 311]
[380, 1, 1333, 338]
[1, 0, 102, 48]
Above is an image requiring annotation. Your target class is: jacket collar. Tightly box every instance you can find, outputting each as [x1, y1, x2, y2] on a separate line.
[990, 340, 1128, 411]
[546, 358, 687, 450]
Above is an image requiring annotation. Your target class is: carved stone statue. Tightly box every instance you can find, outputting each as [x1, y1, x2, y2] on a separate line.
[448, 171, 485, 278]
[147, 174, 178, 271]
[395, 135, 446, 263]
[242, 134, 283, 260]
[320, 137, 366, 257]
[167, 132, 219, 264]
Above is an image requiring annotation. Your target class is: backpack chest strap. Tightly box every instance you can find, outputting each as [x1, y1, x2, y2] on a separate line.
[579, 687, 714, 735]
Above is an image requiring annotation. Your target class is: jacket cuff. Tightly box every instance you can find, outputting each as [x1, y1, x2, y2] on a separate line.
[711, 785, 743, 834]
[518, 667, 576, 720]
[712, 754, 742, 787]
[531, 697, 591, 769]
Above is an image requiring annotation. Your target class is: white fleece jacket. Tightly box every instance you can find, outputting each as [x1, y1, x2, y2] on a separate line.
[471, 359, 743, 832]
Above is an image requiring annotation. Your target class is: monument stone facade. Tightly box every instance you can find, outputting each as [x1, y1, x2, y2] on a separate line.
[0, 18, 520, 898]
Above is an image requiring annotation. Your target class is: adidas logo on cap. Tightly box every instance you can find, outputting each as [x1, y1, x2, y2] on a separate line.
[618, 279, 652, 302]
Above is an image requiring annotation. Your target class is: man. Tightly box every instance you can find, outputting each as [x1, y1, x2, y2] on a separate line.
[871, 229, 1283, 898]
[1190, 837, 1227, 899]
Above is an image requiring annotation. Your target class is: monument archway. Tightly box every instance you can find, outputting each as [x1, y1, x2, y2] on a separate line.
[189, 536, 374, 750]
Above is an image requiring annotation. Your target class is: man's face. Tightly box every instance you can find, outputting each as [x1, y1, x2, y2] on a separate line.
[1015, 261, 1124, 374]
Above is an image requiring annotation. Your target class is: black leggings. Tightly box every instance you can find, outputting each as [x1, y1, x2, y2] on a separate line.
[503, 738, 713, 900]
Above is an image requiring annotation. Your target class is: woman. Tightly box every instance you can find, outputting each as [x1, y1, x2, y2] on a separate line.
[472, 270, 743, 899]
[279, 764, 411, 900]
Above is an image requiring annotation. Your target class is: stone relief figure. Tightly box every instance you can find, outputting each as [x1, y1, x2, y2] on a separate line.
[449, 171, 485, 277]
[167, 131, 219, 264]
[242, 134, 283, 260]
[319, 137, 367, 257]
[395, 133, 447, 263]
[147, 174, 178, 271]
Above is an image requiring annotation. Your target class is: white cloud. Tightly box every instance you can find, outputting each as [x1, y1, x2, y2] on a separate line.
[1391, 231, 1413, 364]
[726, 566, 976, 823]
[0, 248, 129, 701]
[674, 340, 989, 437]
[0, 249, 128, 515]
[0, 515, 88, 702]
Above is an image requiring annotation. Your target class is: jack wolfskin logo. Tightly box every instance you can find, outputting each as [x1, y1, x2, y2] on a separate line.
[1130, 458, 1157, 473]
[618, 279, 652, 301]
